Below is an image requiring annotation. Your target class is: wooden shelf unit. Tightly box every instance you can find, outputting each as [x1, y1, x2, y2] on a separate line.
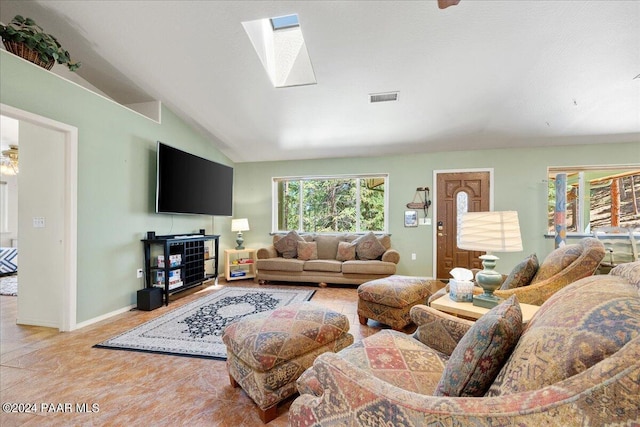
[224, 248, 257, 281]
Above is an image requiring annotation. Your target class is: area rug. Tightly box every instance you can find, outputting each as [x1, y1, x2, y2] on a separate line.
[95, 286, 315, 359]
[0, 275, 18, 296]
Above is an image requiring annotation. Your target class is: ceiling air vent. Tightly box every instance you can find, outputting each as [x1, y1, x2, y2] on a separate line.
[369, 92, 399, 103]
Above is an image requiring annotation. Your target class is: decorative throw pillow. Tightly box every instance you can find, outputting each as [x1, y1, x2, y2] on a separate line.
[314, 235, 341, 260]
[611, 262, 640, 287]
[354, 232, 386, 260]
[434, 295, 523, 397]
[336, 241, 356, 261]
[499, 254, 539, 290]
[297, 241, 318, 261]
[530, 244, 582, 284]
[274, 230, 304, 259]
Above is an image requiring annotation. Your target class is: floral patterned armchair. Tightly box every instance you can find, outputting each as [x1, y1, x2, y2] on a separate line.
[289, 261, 640, 426]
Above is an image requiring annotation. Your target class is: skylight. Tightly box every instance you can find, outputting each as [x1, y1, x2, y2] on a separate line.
[271, 14, 299, 31]
[243, 14, 316, 88]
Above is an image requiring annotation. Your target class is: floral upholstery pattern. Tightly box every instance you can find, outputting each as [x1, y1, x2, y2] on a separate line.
[435, 295, 522, 397]
[290, 261, 640, 427]
[297, 330, 449, 398]
[411, 304, 474, 356]
[499, 253, 538, 290]
[487, 274, 640, 396]
[611, 261, 640, 287]
[357, 276, 444, 330]
[531, 243, 581, 283]
[297, 241, 318, 261]
[493, 237, 605, 305]
[222, 302, 354, 412]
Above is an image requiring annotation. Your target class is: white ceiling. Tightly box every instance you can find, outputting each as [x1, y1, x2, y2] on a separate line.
[1, 1, 639, 163]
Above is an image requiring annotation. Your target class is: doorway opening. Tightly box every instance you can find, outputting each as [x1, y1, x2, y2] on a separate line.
[1, 103, 78, 331]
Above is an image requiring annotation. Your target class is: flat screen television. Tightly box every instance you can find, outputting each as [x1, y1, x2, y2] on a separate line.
[156, 142, 233, 216]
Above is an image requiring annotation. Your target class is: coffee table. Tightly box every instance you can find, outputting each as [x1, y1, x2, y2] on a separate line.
[431, 295, 540, 323]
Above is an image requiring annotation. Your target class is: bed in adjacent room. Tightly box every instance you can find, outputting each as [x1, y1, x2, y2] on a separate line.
[0, 247, 18, 275]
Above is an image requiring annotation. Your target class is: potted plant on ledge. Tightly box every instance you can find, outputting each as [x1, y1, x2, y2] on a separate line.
[0, 15, 80, 71]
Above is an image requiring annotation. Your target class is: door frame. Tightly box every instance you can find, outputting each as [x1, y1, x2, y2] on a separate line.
[1, 103, 78, 331]
[432, 168, 494, 279]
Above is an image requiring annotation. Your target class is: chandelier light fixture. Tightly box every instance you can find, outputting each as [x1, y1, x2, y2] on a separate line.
[0, 144, 19, 175]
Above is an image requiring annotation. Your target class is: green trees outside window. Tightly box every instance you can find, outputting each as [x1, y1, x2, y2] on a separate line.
[275, 175, 388, 233]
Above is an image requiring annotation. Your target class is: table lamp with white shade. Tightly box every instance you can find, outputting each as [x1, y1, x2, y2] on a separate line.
[231, 218, 250, 250]
[457, 211, 523, 308]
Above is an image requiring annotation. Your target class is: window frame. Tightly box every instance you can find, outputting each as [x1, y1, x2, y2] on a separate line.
[547, 164, 640, 235]
[271, 173, 390, 234]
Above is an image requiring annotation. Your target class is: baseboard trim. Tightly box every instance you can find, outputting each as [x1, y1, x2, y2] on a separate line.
[73, 304, 136, 331]
[16, 317, 60, 329]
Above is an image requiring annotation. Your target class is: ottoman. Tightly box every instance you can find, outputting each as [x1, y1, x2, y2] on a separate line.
[358, 275, 445, 330]
[222, 302, 354, 423]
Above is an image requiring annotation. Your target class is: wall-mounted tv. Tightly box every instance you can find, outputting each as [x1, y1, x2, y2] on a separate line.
[156, 142, 233, 216]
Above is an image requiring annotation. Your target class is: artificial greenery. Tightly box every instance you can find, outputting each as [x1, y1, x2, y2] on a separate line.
[0, 15, 80, 71]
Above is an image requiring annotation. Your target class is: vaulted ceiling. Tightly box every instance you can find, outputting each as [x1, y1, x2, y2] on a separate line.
[1, 1, 638, 163]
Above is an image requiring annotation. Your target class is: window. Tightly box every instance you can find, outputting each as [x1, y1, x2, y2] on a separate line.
[547, 165, 640, 234]
[270, 14, 299, 30]
[455, 191, 468, 247]
[273, 174, 389, 233]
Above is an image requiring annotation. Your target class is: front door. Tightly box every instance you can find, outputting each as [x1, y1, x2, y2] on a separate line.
[435, 171, 491, 280]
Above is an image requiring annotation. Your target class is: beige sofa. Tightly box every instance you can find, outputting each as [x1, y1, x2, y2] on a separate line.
[256, 231, 400, 286]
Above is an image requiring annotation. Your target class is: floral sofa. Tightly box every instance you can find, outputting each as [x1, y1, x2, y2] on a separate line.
[256, 231, 400, 286]
[289, 261, 640, 426]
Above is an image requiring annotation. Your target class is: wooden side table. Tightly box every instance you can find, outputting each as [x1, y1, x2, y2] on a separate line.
[431, 295, 540, 323]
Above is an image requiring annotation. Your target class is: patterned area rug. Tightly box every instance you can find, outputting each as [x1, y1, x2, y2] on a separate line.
[0, 275, 17, 296]
[95, 286, 315, 359]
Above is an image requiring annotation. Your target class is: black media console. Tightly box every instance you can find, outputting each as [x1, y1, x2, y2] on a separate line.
[141, 230, 219, 306]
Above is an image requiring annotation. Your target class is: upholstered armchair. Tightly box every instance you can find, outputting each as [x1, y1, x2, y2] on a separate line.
[430, 237, 605, 306]
[289, 261, 640, 426]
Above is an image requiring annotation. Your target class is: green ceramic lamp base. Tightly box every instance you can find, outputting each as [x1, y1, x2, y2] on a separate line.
[472, 254, 503, 309]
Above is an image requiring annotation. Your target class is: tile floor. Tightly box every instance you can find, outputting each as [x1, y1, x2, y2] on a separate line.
[0, 280, 389, 426]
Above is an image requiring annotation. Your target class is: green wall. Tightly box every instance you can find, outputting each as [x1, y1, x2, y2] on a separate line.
[2, 50, 638, 324]
[0, 51, 234, 323]
[235, 142, 639, 278]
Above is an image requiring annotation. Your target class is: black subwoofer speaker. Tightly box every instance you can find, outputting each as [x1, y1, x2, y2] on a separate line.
[137, 288, 163, 311]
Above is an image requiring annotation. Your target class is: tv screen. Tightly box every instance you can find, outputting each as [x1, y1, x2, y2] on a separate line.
[156, 142, 233, 216]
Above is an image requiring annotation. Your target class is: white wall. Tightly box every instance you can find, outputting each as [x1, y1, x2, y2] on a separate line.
[0, 173, 18, 247]
[16, 122, 65, 329]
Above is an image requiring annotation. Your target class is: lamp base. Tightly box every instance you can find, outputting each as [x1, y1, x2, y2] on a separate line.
[235, 232, 244, 250]
[473, 293, 501, 308]
[472, 254, 503, 309]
